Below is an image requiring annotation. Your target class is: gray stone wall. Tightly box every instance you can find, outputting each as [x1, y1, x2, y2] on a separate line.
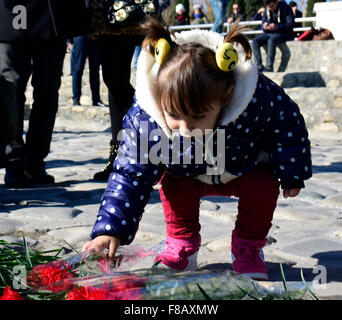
[24, 40, 342, 132]
[261, 40, 342, 132]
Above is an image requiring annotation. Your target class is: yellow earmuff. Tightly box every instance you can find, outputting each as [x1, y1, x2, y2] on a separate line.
[155, 38, 171, 65]
[215, 42, 239, 72]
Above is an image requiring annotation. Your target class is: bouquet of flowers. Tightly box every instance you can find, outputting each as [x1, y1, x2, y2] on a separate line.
[0, 238, 318, 300]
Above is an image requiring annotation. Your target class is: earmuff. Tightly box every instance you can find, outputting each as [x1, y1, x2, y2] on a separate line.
[154, 38, 239, 72]
[154, 38, 171, 65]
[215, 42, 239, 72]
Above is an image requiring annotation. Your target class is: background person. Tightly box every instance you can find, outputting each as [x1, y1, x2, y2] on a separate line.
[190, 3, 209, 25]
[289, 1, 303, 37]
[227, 3, 247, 25]
[174, 3, 190, 25]
[251, 0, 295, 72]
[70, 35, 106, 107]
[0, 0, 92, 188]
[211, 0, 229, 33]
[252, 7, 265, 21]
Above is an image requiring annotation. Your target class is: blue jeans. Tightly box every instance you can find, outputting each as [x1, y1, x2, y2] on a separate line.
[211, 0, 229, 33]
[131, 45, 141, 70]
[252, 33, 291, 71]
[71, 36, 101, 104]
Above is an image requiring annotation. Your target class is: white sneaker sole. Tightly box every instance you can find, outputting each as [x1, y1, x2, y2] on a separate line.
[154, 251, 198, 272]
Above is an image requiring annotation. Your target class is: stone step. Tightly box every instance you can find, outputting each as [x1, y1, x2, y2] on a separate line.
[262, 70, 342, 132]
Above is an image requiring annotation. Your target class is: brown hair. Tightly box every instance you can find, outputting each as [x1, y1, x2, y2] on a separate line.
[142, 18, 252, 117]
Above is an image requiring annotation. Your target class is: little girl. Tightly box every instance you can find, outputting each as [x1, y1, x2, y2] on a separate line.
[83, 18, 312, 280]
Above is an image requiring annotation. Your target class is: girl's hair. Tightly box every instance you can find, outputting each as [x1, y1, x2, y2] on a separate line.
[141, 18, 252, 117]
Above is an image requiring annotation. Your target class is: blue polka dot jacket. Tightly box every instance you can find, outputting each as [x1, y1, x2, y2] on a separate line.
[90, 29, 312, 244]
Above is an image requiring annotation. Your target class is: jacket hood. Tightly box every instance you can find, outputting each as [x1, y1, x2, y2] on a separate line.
[135, 28, 259, 138]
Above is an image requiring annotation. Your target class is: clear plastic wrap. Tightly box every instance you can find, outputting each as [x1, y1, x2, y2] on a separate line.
[12, 245, 314, 300]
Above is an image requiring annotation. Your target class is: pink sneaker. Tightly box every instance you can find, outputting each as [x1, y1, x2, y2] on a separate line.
[231, 230, 268, 280]
[154, 235, 201, 271]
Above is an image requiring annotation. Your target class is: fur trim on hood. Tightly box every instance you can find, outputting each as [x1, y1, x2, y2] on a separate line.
[135, 28, 259, 138]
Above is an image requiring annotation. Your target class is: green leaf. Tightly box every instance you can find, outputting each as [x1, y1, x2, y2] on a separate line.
[53, 247, 64, 258]
[279, 263, 290, 300]
[63, 240, 78, 254]
[237, 285, 260, 300]
[151, 260, 161, 270]
[61, 264, 78, 277]
[300, 268, 319, 300]
[196, 283, 212, 300]
[23, 236, 32, 269]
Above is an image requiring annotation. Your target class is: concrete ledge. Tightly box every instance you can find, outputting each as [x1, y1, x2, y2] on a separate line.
[56, 105, 111, 131]
[259, 40, 342, 132]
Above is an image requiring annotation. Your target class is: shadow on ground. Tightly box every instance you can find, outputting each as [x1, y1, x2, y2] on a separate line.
[281, 72, 326, 88]
[46, 158, 107, 169]
[0, 179, 105, 211]
[312, 162, 342, 174]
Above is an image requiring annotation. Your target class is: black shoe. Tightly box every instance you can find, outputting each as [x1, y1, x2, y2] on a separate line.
[93, 142, 119, 181]
[73, 100, 81, 106]
[264, 67, 274, 72]
[5, 162, 29, 188]
[93, 100, 107, 107]
[25, 168, 55, 185]
[257, 65, 264, 72]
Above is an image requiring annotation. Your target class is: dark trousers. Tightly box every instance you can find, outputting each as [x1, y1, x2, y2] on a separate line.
[96, 36, 142, 144]
[159, 165, 280, 241]
[4, 39, 66, 169]
[71, 36, 101, 104]
[252, 33, 291, 71]
[0, 43, 18, 167]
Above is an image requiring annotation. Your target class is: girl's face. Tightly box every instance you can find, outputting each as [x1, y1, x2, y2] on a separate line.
[162, 104, 222, 137]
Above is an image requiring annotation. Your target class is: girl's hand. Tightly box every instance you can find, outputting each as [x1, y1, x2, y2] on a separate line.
[283, 188, 301, 198]
[82, 235, 121, 260]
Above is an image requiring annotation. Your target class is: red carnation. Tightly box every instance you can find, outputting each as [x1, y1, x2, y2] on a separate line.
[27, 262, 73, 292]
[67, 285, 112, 300]
[111, 275, 145, 300]
[66, 275, 145, 300]
[0, 286, 24, 300]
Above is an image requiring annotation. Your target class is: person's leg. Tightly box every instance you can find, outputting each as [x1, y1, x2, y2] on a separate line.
[71, 36, 88, 105]
[157, 172, 203, 270]
[88, 39, 101, 105]
[277, 42, 291, 72]
[211, 0, 229, 33]
[93, 36, 140, 181]
[0, 43, 20, 147]
[25, 39, 66, 182]
[265, 33, 288, 71]
[99, 36, 138, 142]
[251, 33, 270, 71]
[159, 173, 202, 239]
[2, 42, 32, 188]
[131, 45, 141, 73]
[227, 164, 280, 279]
[229, 164, 280, 240]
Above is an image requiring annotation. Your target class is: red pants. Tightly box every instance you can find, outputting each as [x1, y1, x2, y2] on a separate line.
[159, 165, 280, 241]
